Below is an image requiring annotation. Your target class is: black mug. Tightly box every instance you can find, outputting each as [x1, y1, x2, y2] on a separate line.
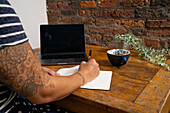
[107, 49, 130, 67]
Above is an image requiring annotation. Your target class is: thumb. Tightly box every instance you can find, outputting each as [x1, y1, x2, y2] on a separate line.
[81, 61, 86, 64]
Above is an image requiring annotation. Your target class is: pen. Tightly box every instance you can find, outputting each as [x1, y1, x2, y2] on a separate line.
[88, 49, 92, 60]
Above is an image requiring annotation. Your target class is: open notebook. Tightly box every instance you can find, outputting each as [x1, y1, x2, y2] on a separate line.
[57, 66, 112, 90]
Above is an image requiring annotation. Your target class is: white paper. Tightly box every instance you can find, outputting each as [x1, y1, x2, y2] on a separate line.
[57, 65, 112, 90]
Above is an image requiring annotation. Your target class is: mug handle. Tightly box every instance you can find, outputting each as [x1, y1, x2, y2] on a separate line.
[120, 57, 127, 65]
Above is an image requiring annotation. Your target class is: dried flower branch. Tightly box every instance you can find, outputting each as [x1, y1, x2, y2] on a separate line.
[115, 33, 170, 71]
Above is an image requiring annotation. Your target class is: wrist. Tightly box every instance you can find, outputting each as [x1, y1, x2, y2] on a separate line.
[76, 72, 85, 85]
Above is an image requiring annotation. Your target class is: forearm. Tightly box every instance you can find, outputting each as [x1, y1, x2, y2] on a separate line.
[30, 73, 83, 104]
[52, 74, 83, 98]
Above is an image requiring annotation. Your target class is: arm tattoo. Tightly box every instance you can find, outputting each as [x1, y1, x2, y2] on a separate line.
[0, 42, 55, 97]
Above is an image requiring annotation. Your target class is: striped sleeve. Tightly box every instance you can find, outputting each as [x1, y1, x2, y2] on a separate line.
[0, 0, 28, 50]
[0, 82, 17, 111]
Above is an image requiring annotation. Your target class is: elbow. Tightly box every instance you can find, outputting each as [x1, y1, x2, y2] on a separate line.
[26, 93, 55, 105]
[27, 92, 65, 105]
[28, 96, 54, 105]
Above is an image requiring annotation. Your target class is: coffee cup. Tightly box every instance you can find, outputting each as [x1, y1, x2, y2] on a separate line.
[107, 49, 130, 67]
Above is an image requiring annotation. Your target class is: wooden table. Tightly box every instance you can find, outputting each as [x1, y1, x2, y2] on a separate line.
[34, 45, 170, 113]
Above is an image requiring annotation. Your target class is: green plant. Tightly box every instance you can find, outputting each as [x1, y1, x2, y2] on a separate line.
[115, 33, 170, 71]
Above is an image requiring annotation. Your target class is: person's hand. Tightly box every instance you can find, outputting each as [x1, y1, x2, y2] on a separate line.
[78, 59, 100, 84]
[42, 67, 60, 76]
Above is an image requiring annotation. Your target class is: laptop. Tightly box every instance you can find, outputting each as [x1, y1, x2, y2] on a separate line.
[39, 24, 88, 65]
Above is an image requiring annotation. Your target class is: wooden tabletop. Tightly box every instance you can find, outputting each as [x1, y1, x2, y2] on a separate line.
[33, 45, 170, 113]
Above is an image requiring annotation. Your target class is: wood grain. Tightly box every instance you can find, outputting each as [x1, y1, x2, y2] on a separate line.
[34, 45, 170, 113]
[134, 67, 170, 112]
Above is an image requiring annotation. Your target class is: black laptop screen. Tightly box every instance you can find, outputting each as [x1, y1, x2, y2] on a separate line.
[40, 24, 85, 55]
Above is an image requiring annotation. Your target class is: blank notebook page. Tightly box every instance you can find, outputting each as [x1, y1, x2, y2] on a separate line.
[57, 65, 112, 90]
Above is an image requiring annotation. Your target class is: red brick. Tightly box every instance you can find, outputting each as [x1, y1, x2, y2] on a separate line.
[84, 25, 88, 33]
[71, 17, 83, 24]
[68, 1, 79, 9]
[47, 10, 60, 16]
[96, 18, 115, 26]
[160, 20, 170, 27]
[71, 17, 95, 25]
[61, 10, 76, 16]
[159, 39, 167, 49]
[107, 9, 134, 18]
[131, 28, 147, 36]
[146, 20, 160, 28]
[146, 20, 170, 28]
[121, 0, 149, 7]
[144, 38, 159, 48]
[148, 30, 170, 37]
[80, 1, 96, 8]
[91, 9, 107, 17]
[83, 17, 95, 25]
[88, 26, 111, 34]
[85, 34, 91, 44]
[97, 0, 119, 8]
[116, 19, 145, 27]
[58, 2, 68, 8]
[79, 10, 90, 16]
[48, 16, 57, 23]
[103, 35, 114, 42]
[91, 34, 102, 44]
[47, 3, 57, 9]
[112, 28, 127, 35]
[57, 17, 71, 23]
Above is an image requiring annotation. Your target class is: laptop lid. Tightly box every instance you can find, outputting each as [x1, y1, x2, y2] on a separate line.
[39, 24, 87, 65]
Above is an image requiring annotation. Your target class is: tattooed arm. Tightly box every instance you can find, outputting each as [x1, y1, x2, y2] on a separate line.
[0, 42, 99, 104]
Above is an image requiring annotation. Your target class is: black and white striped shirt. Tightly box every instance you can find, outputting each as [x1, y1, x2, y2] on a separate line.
[0, 0, 28, 112]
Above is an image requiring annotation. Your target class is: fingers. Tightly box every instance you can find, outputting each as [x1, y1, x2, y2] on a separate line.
[87, 59, 99, 67]
[55, 73, 60, 76]
[89, 59, 100, 75]
[88, 59, 97, 64]
[42, 67, 60, 76]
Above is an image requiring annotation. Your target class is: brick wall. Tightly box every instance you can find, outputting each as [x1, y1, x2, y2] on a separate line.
[46, 0, 170, 49]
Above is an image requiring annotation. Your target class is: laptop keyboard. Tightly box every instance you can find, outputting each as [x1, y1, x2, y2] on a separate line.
[52, 58, 75, 63]
[42, 54, 85, 59]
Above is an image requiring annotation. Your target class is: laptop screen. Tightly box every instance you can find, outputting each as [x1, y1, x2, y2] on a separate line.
[40, 24, 85, 55]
